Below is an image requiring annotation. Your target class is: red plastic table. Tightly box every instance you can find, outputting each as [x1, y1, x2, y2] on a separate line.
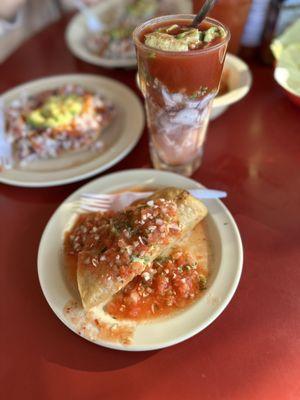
[1, 15, 300, 400]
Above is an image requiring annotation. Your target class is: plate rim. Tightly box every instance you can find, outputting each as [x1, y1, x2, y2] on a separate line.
[37, 168, 243, 351]
[213, 53, 253, 107]
[65, 0, 192, 68]
[65, 0, 136, 68]
[0, 74, 144, 187]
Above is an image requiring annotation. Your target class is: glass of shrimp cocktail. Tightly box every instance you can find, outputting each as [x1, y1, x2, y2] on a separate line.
[133, 15, 230, 176]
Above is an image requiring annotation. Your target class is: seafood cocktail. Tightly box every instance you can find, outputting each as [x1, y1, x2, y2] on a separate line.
[133, 14, 230, 176]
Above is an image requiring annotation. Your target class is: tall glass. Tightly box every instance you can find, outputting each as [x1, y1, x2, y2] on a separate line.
[133, 15, 230, 176]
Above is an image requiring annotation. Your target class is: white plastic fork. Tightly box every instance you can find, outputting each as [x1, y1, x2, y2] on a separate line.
[80, 189, 227, 212]
[0, 97, 12, 170]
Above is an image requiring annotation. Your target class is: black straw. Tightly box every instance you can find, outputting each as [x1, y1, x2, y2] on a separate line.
[191, 0, 217, 27]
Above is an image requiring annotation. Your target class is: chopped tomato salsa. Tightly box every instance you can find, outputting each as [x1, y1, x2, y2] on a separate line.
[63, 198, 208, 322]
[64, 211, 114, 286]
[106, 248, 207, 320]
[64, 198, 181, 287]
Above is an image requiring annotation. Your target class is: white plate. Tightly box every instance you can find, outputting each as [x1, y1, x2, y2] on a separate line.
[0, 74, 144, 187]
[38, 169, 243, 351]
[66, 0, 192, 69]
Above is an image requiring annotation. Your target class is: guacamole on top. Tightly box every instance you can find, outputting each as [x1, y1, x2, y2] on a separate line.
[144, 24, 225, 52]
[27, 94, 84, 129]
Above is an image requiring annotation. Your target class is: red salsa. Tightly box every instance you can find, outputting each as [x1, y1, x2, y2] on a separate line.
[64, 209, 208, 322]
[106, 248, 207, 320]
[64, 211, 114, 289]
[64, 198, 181, 289]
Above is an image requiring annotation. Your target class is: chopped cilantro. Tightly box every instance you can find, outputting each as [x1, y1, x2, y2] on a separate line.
[199, 275, 207, 290]
[190, 86, 209, 99]
[131, 256, 150, 265]
[191, 262, 198, 270]
[100, 246, 107, 254]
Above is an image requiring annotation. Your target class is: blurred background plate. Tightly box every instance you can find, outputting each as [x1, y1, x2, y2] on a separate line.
[0, 74, 144, 187]
[66, 0, 192, 68]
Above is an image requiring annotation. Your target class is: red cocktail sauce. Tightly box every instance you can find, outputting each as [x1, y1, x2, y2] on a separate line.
[136, 19, 228, 94]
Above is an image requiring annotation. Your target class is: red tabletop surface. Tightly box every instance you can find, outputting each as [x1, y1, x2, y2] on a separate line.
[1, 15, 300, 400]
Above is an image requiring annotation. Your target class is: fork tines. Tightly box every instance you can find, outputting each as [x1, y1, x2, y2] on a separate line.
[80, 193, 113, 212]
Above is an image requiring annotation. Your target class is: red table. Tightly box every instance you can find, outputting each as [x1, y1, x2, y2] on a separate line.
[1, 16, 300, 400]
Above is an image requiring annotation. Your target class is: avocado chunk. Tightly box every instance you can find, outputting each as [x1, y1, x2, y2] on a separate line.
[27, 94, 84, 129]
[175, 28, 199, 42]
[203, 26, 224, 43]
[144, 24, 225, 52]
[145, 32, 190, 51]
[145, 28, 202, 52]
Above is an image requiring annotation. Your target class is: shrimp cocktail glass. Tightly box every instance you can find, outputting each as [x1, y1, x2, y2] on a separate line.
[133, 14, 230, 176]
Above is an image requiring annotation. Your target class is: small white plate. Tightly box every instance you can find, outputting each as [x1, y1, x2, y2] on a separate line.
[0, 74, 144, 187]
[38, 169, 243, 351]
[66, 0, 192, 69]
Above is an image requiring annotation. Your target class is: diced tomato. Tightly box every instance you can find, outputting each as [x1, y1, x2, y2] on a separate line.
[155, 274, 170, 295]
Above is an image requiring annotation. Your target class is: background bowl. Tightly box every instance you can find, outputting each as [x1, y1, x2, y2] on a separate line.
[274, 66, 300, 107]
[210, 53, 252, 119]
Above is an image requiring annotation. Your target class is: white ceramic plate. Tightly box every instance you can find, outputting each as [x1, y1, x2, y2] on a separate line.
[38, 169, 243, 351]
[0, 74, 144, 187]
[65, 0, 192, 68]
